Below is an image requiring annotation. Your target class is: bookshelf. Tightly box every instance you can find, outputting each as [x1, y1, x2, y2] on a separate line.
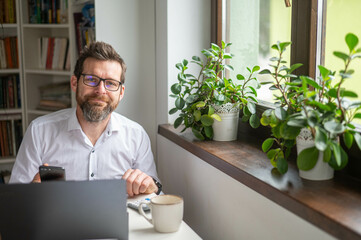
[0, 0, 95, 180]
[20, 0, 95, 125]
[0, 0, 24, 171]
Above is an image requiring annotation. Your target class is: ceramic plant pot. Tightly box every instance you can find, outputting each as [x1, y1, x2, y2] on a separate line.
[296, 128, 334, 181]
[212, 103, 239, 141]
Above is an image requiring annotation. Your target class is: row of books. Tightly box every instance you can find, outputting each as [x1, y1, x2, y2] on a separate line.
[0, 0, 16, 23]
[38, 37, 70, 70]
[0, 170, 11, 184]
[28, 0, 68, 24]
[0, 116, 22, 158]
[0, 75, 21, 109]
[73, 11, 95, 55]
[37, 81, 70, 111]
[0, 36, 19, 69]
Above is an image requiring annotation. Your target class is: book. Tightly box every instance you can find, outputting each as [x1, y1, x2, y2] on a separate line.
[45, 37, 54, 69]
[14, 119, 22, 152]
[0, 39, 6, 69]
[4, 37, 12, 68]
[57, 38, 67, 70]
[7, 77, 14, 108]
[51, 37, 60, 69]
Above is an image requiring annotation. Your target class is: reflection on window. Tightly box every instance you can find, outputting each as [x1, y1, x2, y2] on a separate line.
[324, 0, 361, 123]
[225, 0, 291, 103]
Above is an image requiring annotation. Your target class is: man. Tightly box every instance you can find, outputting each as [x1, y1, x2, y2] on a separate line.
[10, 42, 161, 197]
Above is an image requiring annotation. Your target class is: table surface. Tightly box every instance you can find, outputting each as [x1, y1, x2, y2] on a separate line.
[128, 207, 201, 239]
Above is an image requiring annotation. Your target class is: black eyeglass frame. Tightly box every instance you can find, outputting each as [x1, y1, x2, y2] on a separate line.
[80, 73, 122, 91]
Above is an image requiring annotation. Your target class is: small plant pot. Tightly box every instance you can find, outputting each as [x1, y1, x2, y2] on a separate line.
[212, 103, 239, 141]
[296, 128, 334, 181]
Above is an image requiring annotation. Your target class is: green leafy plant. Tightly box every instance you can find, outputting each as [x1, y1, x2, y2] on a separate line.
[288, 33, 361, 172]
[259, 41, 304, 174]
[261, 33, 361, 174]
[169, 41, 261, 140]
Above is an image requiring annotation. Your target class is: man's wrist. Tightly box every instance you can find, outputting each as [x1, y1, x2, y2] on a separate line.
[152, 177, 162, 195]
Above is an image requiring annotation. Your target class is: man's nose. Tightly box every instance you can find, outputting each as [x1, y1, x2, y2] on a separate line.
[95, 80, 107, 93]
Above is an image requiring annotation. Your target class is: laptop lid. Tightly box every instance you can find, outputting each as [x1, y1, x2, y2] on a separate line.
[0, 179, 128, 240]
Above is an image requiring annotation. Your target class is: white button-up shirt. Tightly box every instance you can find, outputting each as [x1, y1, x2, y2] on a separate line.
[10, 108, 158, 183]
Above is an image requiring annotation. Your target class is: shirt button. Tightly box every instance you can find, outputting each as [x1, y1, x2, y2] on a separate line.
[91, 173, 95, 177]
[91, 149, 95, 153]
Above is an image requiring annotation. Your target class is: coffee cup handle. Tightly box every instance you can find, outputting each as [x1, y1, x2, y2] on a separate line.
[138, 201, 153, 225]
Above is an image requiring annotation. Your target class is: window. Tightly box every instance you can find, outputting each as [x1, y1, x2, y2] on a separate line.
[222, 0, 292, 103]
[214, 0, 361, 161]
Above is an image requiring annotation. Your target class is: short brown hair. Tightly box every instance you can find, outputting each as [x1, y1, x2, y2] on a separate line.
[73, 42, 127, 84]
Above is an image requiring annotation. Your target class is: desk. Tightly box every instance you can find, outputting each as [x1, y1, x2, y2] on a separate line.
[128, 208, 201, 239]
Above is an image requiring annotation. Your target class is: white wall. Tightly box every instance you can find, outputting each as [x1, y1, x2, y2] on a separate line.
[157, 135, 336, 240]
[95, 0, 157, 155]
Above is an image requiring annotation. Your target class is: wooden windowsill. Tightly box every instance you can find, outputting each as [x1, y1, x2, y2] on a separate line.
[158, 124, 361, 240]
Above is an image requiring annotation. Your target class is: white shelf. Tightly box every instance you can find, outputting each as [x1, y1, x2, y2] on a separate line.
[25, 69, 72, 76]
[0, 69, 20, 74]
[22, 23, 70, 29]
[0, 158, 16, 164]
[0, 109, 22, 114]
[27, 109, 54, 115]
[1, 24, 18, 28]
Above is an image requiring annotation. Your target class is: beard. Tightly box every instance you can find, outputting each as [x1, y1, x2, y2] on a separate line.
[76, 89, 119, 122]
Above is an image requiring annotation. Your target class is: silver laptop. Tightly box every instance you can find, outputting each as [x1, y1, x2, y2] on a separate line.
[0, 179, 128, 240]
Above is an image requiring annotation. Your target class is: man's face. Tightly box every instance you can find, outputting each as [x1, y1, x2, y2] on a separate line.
[73, 58, 125, 122]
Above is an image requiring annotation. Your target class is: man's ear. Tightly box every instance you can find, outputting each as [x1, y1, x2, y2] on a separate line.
[70, 75, 78, 93]
[119, 85, 125, 102]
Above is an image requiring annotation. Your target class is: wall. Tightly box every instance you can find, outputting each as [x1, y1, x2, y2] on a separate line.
[95, 0, 157, 155]
[157, 135, 336, 240]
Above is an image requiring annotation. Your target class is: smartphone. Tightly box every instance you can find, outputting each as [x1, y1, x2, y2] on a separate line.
[39, 165, 66, 181]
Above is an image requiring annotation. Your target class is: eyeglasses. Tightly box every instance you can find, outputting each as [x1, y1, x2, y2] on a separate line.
[81, 74, 122, 91]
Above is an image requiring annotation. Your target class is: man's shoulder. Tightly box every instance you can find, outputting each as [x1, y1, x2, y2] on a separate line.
[30, 108, 74, 128]
[111, 112, 145, 132]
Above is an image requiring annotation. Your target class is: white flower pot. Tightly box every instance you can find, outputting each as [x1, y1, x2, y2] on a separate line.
[296, 128, 334, 181]
[212, 103, 239, 141]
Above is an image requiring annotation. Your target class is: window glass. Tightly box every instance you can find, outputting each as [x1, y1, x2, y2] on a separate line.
[324, 0, 361, 123]
[225, 0, 292, 103]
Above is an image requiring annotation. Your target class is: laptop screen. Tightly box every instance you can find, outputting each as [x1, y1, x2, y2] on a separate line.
[0, 179, 128, 240]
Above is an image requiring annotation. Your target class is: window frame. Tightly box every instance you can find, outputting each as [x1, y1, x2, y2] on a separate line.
[212, 0, 360, 171]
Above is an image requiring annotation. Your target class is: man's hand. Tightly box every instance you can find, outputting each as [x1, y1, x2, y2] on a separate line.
[122, 169, 158, 197]
[32, 163, 48, 183]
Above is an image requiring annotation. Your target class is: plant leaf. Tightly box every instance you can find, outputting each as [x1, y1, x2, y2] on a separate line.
[354, 133, 361, 151]
[174, 117, 183, 129]
[262, 138, 274, 152]
[275, 107, 287, 120]
[204, 126, 213, 139]
[276, 157, 288, 174]
[175, 97, 185, 109]
[315, 126, 327, 151]
[211, 114, 222, 121]
[201, 115, 214, 126]
[247, 102, 256, 114]
[344, 131, 354, 149]
[169, 108, 178, 115]
[192, 128, 205, 140]
[249, 114, 260, 128]
[346, 33, 358, 52]
[297, 147, 319, 171]
[171, 83, 181, 94]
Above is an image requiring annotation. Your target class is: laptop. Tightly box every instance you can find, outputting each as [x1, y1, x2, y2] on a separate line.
[0, 179, 128, 240]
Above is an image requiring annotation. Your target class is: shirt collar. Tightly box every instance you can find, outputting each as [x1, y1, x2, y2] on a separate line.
[67, 107, 122, 133]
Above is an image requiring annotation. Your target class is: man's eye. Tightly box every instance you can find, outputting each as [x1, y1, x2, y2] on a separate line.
[107, 81, 117, 86]
[87, 77, 98, 82]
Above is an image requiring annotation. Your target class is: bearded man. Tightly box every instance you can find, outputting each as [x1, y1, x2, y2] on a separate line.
[10, 42, 161, 197]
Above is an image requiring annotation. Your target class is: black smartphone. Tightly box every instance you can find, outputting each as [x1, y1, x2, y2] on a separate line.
[39, 166, 66, 181]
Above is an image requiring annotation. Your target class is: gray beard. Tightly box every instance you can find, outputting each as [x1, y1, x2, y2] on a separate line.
[80, 101, 112, 122]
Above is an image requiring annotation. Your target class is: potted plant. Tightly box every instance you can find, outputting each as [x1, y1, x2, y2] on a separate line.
[261, 33, 361, 180]
[259, 41, 304, 174]
[169, 41, 261, 141]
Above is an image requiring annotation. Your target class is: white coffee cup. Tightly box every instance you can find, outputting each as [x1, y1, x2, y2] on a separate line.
[138, 194, 184, 233]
